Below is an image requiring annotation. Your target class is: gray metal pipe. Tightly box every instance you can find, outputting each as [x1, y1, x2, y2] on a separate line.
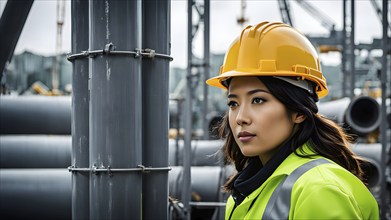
[0, 169, 71, 220]
[169, 139, 224, 166]
[349, 0, 355, 99]
[184, 0, 194, 218]
[318, 96, 381, 136]
[351, 142, 387, 203]
[0, 135, 70, 168]
[169, 166, 231, 203]
[0, 96, 71, 134]
[202, 0, 210, 140]
[89, 1, 142, 219]
[341, 0, 347, 97]
[345, 96, 381, 135]
[70, 0, 90, 219]
[355, 143, 390, 219]
[0, 136, 223, 168]
[0, 166, 229, 220]
[142, 0, 171, 219]
[380, 0, 389, 218]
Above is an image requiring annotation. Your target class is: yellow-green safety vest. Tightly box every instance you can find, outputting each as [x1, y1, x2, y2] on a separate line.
[226, 144, 379, 220]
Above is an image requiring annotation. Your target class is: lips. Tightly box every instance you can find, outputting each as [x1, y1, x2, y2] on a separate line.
[238, 131, 256, 142]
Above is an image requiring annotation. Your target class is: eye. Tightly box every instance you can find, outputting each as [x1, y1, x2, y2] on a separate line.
[227, 100, 238, 108]
[252, 97, 265, 104]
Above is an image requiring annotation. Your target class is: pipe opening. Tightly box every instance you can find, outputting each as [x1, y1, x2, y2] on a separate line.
[350, 99, 379, 127]
[346, 97, 380, 135]
[360, 160, 380, 189]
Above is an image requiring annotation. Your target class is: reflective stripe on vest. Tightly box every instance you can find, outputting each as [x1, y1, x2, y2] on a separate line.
[262, 158, 331, 220]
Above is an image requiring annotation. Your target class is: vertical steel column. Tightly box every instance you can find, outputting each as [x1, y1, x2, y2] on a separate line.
[349, 0, 355, 98]
[202, 0, 210, 140]
[141, 0, 171, 219]
[0, 0, 33, 79]
[184, 0, 194, 218]
[71, 0, 89, 219]
[341, 0, 347, 97]
[379, 0, 389, 219]
[89, 0, 142, 219]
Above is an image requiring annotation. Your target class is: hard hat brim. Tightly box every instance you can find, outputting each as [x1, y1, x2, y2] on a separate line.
[206, 70, 328, 98]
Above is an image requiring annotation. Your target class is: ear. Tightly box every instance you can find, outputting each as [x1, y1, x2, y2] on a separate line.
[292, 113, 306, 124]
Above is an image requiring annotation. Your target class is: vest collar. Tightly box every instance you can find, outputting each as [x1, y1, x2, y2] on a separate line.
[232, 141, 293, 205]
[233, 143, 321, 207]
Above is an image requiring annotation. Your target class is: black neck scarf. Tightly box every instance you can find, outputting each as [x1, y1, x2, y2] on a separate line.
[232, 141, 293, 205]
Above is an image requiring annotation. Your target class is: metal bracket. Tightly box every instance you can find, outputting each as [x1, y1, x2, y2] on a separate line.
[67, 43, 173, 61]
[68, 164, 171, 176]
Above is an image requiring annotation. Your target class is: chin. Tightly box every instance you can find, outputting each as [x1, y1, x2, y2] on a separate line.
[239, 146, 262, 157]
[242, 152, 259, 157]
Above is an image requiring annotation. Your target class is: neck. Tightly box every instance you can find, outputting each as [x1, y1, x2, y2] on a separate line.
[259, 146, 280, 165]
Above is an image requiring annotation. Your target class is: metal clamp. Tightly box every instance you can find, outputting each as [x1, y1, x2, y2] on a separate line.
[67, 43, 173, 61]
[68, 164, 171, 176]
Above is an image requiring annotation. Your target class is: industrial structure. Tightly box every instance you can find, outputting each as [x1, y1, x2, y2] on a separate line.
[0, 0, 390, 220]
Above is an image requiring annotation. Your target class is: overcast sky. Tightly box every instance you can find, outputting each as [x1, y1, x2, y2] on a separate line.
[0, 0, 387, 68]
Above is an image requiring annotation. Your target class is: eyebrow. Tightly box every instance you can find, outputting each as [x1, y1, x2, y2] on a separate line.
[227, 89, 270, 98]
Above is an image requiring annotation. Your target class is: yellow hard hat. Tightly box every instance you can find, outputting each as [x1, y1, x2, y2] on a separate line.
[206, 21, 328, 98]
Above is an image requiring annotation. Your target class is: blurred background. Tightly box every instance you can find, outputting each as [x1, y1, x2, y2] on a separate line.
[0, 0, 390, 220]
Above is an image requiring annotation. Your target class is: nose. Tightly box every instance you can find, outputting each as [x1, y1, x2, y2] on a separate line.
[236, 106, 251, 126]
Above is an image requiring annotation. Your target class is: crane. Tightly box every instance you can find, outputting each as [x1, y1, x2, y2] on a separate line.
[50, 0, 65, 95]
[237, 0, 248, 28]
[277, 0, 340, 53]
[369, 0, 391, 31]
[277, 0, 294, 27]
[294, 0, 336, 33]
[295, 0, 342, 53]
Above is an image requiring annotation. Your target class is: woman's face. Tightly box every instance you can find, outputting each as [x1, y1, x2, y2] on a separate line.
[227, 76, 296, 164]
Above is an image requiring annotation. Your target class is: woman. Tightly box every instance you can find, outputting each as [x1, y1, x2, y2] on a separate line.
[206, 22, 379, 219]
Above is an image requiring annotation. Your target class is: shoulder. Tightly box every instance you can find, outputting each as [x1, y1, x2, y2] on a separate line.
[295, 159, 367, 196]
[290, 159, 379, 219]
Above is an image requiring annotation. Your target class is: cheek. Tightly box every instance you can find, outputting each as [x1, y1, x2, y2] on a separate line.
[228, 111, 236, 130]
[258, 107, 293, 140]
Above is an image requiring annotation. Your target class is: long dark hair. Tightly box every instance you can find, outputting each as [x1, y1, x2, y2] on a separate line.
[219, 76, 366, 192]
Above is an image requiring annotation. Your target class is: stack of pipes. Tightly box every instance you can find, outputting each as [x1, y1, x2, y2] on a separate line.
[0, 96, 72, 220]
[0, 100, 232, 219]
[0, 95, 388, 219]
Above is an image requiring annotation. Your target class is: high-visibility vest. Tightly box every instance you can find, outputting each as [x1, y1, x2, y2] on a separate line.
[226, 144, 379, 220]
